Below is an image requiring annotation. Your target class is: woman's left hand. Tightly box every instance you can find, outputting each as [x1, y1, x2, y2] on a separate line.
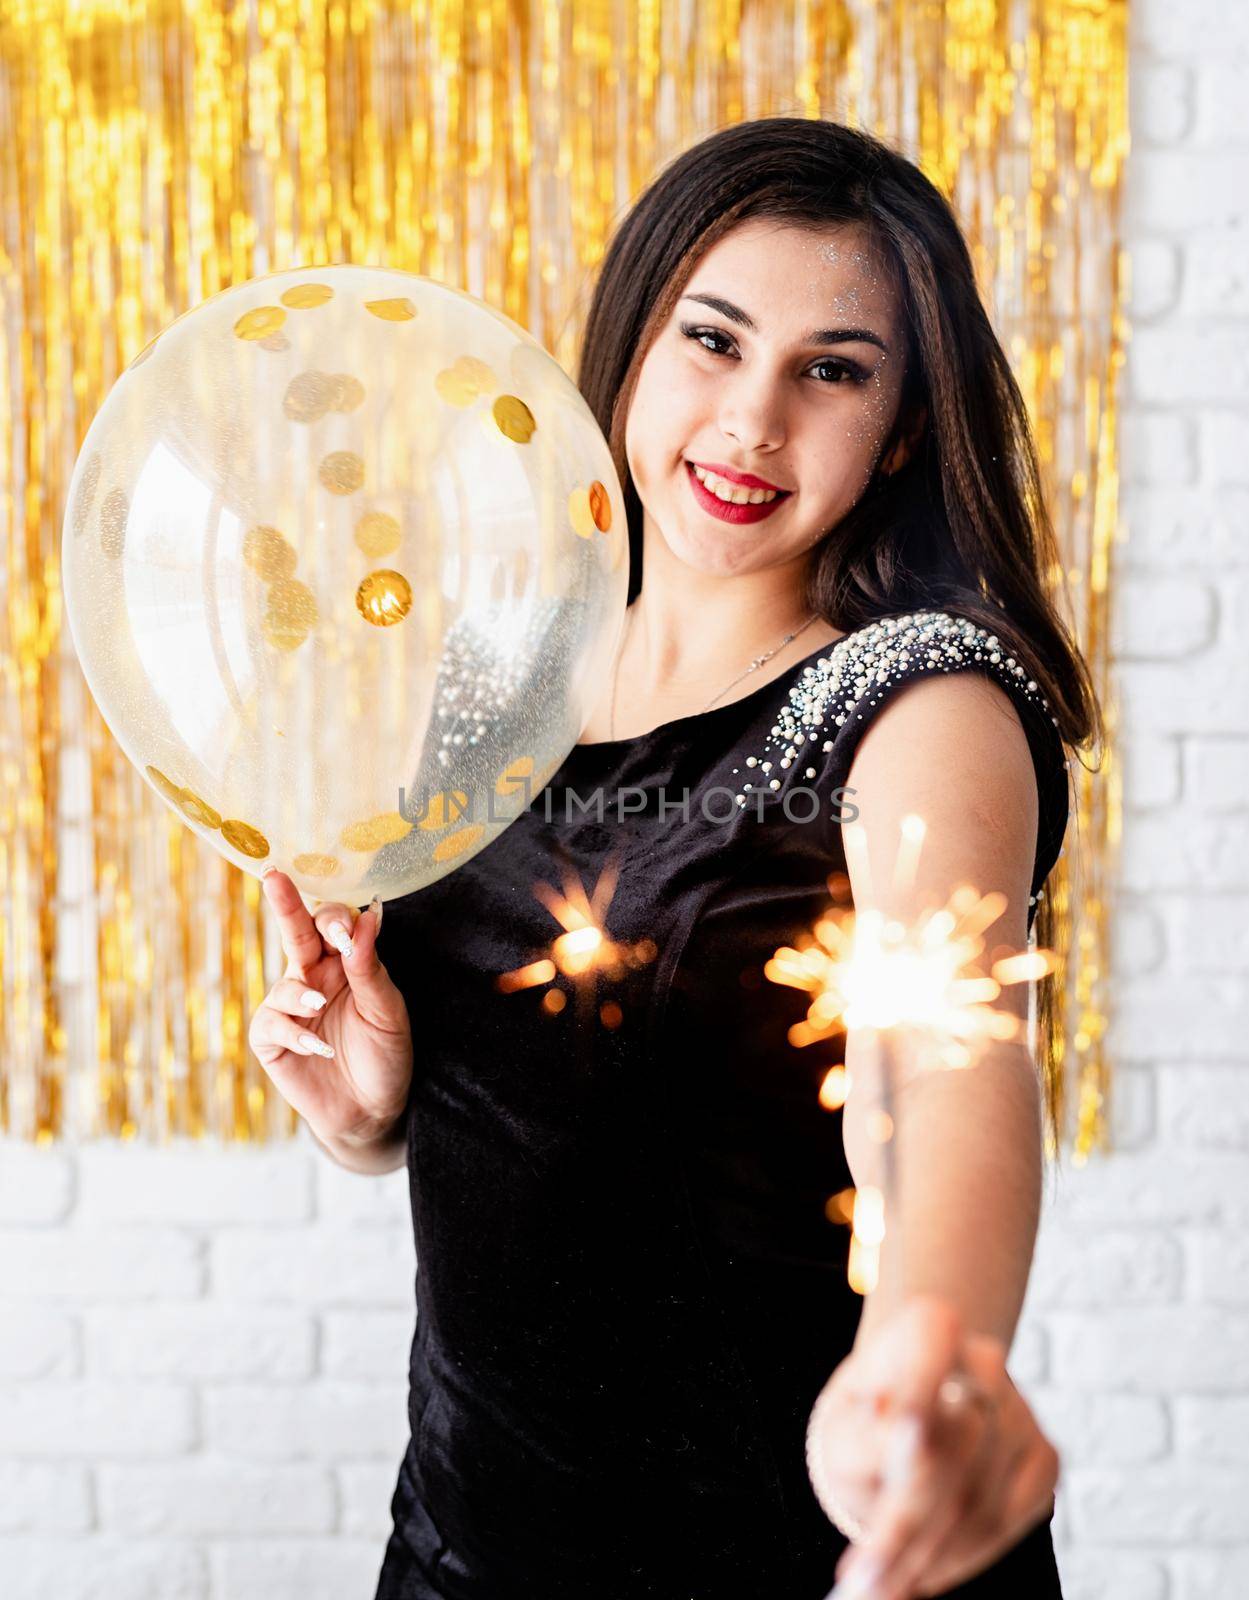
[805, 1295, 1060, 1600]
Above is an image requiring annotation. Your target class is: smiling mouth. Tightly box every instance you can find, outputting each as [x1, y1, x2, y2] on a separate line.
[684, 460, 793, 523]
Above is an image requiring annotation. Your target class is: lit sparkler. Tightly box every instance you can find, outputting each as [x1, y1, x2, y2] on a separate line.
[496, 853, 657, 1025]
[766, 816, 1058, 1295]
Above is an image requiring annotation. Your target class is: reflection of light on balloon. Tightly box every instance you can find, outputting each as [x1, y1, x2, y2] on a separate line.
[765, 815, 1059, 1296]
[62, 264, 627, 907]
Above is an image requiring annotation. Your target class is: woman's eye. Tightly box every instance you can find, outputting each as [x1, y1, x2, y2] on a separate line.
[678, 323, 862, 386]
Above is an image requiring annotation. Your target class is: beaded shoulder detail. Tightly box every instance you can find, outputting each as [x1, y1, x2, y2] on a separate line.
[727, 609, 1064, 810]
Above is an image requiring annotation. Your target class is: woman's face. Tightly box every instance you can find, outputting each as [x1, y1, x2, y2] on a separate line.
[623, 218, 917, 580]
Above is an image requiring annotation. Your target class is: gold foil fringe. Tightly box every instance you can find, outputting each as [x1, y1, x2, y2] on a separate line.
[0, 0, 1126, 1150]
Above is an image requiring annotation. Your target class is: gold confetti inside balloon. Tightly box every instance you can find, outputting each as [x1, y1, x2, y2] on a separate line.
[62, 265, 628, 904]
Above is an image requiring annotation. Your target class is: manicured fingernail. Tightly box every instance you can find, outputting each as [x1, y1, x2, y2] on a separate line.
[261, 864, 277, 879]
[368, 894, 383, 933]
[830, 1557, 883, 1600]
[298, 1032, 334, 1058]
[327, 922, 355, 959]
[299, 989, 326, 1011]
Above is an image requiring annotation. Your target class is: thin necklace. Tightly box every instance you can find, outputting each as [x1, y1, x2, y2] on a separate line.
[608, 612, 820, 740]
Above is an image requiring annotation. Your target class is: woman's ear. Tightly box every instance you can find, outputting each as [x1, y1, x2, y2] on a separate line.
[879, 402, 929, 477]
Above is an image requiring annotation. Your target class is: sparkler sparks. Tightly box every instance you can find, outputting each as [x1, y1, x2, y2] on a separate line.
[495, 854, 657, 1025]
[766, 816, 1059, 1294]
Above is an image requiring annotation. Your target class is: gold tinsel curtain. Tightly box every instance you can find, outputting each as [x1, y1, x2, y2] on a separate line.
[0, 0, 1127, 1150]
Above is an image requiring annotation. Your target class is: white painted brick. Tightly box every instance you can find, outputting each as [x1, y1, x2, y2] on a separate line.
[1182, 236, 1249, 318]
[1102, 1063, 1158, 1150]
[321, 1309, 413, 1379]
[1119, 736, 1182, 810]
[1031, 1390, 1170, 1463]
[1125, 323, 1249, 404]
[1185, 737, 1249, 809]
[212, 1226, 415, 1306]
[1119, 484, 1249, 570]
[1136, 0, 1249, 58]
[1200, 410, 1249, 484]
[210, 1539, 382, 1600]
[1125, 238, 1181, 321]
[0, 1304, 79, 1378]
[1187, 1229, 1249, 1304]
[0, 1142, 74, 1222]
[1042, 1148, 1246, 1226]
[1131, 61, 1195, 145]
[1169, 895, 1249, 972]
[338, 1461, 400, 1538]
[1112, 574, 1214, 659]
[1006, 1318, 1047, 1385]
[313, 1147, 411, 1226]
[1193, 63, 1249, 142]
[1108, 976, 1249, 1063]
[0, 1537, 207, 1600]
[1125, 151, 1249, 235]
[77, 1142, 312, 1225]
[1176, 1396, 1249, 1463]
[1053, 1547, 1169, 1600]
[1118, 653, 1249, 735]
[1118, 816, 1249, 891]
[0, 1227, 204, 1298]
[97, 1459, 335, 1535]
[201, 1381, 408, 1460]
[1120, 408, 1198, 486]
[1159, 1065, 1249, 1148]
[85, 1305, 315, 1380]
[1173, 1548, 1249, 1600]
[1066, 1463, 1247, 1542]
[0, 1462, 93, 1532]
[1111, 903, 1167, 975]
[1027, 1226, 1180, 1308]
[1051, 1309, 1249, 1391]
[0, 1382, 196, 1455]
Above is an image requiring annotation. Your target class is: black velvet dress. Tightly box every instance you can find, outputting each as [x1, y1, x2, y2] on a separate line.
[371, 609, 1069, 1600]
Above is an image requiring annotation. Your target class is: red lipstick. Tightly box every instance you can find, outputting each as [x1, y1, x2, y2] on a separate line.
[684, 461, 792, 525]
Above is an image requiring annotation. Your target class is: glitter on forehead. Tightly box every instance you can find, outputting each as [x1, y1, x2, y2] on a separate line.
[727, 611, 1061, 848]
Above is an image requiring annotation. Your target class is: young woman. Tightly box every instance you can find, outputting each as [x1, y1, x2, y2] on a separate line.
[251, 117, 1101, 1599]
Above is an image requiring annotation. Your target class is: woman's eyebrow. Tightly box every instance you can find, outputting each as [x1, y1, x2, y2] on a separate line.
[680, 292, 890, 353]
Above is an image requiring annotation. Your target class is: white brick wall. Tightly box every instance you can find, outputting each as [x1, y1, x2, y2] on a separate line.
[1014, 3, 1249, 1595]
[0, 1133, 413, 1597]
[3, 8, 1246, 1593]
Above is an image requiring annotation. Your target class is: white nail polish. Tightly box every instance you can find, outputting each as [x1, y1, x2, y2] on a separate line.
[300, 989, 326, 1011]
[298, 1032, 334, 1058]
[829, 1556, 883, 1600]
[327, 922, 355, 959]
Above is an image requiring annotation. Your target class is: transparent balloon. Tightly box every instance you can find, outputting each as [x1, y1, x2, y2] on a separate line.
[62, 266, 629, 903]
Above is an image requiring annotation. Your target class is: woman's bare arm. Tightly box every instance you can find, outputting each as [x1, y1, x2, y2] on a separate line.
[839, 668, 1045, 1355]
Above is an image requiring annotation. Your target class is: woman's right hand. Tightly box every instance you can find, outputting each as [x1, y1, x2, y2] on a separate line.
[249, 869, 415, 1147]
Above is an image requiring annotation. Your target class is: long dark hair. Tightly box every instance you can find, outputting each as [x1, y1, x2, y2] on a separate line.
[574, 115, 1104, 1154]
